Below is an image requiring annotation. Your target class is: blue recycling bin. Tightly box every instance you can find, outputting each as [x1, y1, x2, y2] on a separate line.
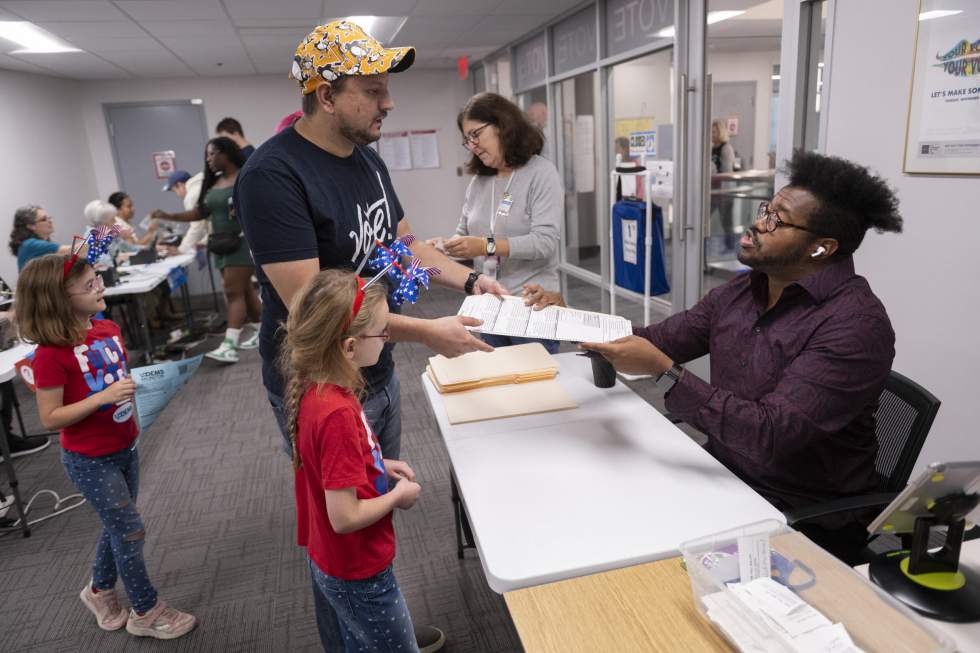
[612, 199, 669, 297]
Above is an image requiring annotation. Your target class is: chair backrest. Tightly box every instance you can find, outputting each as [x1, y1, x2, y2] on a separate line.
[873, 370, 941, 492]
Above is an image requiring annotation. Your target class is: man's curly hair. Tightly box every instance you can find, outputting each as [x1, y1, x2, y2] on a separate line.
[786, 150, 903, 257]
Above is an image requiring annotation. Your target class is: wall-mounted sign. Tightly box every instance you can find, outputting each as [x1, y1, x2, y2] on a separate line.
[629, 130, 657, 157]
[152, 150, 176, 179]
[726, 117, 739, 136]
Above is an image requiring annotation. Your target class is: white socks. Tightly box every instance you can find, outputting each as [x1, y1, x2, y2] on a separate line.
[225, 328, 241, 345]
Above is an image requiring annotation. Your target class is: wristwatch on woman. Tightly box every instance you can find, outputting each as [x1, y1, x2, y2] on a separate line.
[464, 271, 481, 295]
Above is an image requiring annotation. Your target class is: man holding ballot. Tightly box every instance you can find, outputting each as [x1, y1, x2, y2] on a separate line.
[579, 151, 904, 561]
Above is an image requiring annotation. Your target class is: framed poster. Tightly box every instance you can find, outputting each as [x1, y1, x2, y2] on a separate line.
[152, 150, 176, 179]
[904, 0, 980, 175]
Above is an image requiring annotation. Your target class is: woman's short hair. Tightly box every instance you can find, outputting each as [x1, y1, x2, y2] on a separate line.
[107, 191, 129, 209]
[84, 199, 117, 226]
[458, 93, 544, 176]
[711, 119, 730, 144]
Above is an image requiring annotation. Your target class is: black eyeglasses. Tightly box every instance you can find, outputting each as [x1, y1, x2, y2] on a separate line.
[756, 202, 819, 234]
[461, 123, 490, 148]
[360, 327, 390, 341]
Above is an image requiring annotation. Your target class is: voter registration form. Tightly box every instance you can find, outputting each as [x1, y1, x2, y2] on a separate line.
[458, 294, 632, 343]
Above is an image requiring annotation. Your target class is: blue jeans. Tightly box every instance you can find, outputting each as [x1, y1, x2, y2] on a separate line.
[309, 559, 418, 653]
[61, 447, 158, 614]
[268, 372, 402, 462]
[481, 333, 561, 355]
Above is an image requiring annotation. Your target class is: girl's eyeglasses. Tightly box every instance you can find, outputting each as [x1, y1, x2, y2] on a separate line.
[68, 275, 105, 296]
[360, 326, 390, 342]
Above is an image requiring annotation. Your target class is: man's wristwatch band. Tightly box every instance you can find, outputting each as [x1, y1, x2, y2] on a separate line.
[656, 363, 684, 394]
[464, 271, 480, 295]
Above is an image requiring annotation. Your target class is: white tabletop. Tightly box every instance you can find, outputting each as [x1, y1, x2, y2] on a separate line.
[104, 253, 196, 297]
[855, 539, 980, 652]
[0, 341, 36, 383]
[421, 352, 785, 593]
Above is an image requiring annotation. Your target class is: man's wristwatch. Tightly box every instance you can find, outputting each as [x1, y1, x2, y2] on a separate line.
[464, 271, 481, 295]
[486, 235, 496, 256]
[656, 364, 684, 394]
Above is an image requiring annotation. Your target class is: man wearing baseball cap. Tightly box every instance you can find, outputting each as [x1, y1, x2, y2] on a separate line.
[235, 19, 504, 652]
[159, 169, 208, 253]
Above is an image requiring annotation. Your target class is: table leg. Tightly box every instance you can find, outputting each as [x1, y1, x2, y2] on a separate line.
[0, 382, 31, 537]
[5, 379, 56, 440]
[135, 296, 153, 364]
[451, 471, 476, 559]
[179, 281, 195, 335]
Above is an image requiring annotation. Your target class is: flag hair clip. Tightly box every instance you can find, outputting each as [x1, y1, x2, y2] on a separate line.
[62, 225, 122, 279]
[361, 235, 440, 305]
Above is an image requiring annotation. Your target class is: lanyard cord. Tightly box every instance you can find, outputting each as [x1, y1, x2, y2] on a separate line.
[489, 170, 518, 238]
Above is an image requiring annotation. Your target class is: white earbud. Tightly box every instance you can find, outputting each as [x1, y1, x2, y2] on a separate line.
[811, 246, 826, 258]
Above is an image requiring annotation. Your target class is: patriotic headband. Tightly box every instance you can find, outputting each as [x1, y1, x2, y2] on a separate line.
[362, 235, 441, 306]
[63, 225, 122, 279]
[343, 276, 366, 333]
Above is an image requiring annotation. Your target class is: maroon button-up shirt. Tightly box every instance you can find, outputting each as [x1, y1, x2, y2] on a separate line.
[637, 256, 895, 520]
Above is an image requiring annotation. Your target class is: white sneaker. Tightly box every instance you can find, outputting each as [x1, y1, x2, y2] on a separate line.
[205, 338, 239, 363]
[0, 494, 13, 519]
[238, 330, 259, 350]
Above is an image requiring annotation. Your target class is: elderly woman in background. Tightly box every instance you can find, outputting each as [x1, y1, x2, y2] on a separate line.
[9, 205, 75, 271]
[441, 92, 563, 353]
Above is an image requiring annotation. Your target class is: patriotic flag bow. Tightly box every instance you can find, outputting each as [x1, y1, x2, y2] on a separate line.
[363, 234, 440, 305]
[63, 224, 122, 278]
[393, 257, 442, 305]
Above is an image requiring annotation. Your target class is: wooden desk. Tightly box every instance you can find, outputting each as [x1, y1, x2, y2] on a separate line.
[505, 556, 734, 653]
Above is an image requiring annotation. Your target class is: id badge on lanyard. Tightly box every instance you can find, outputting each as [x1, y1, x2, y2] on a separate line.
[485, 174, 516, 279]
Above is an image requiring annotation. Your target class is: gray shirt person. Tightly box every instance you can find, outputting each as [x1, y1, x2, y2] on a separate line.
[454, 154, 562, 294]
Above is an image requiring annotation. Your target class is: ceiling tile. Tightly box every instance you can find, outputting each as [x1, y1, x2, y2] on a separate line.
[238, 27, 311, 46]
[36, 20, 145, 39]
[395, 15, 484, 47]
[492, 0, 579, 16]
[97, 49, 195, 76]
[474, 14, 548, 32]
[223, 0, 321, 22]
[412, 0, 500, 16]
[140, 19, 236, 38]
[62, 35, 167, 53]
[113, 0, 227, 21]
[187, 58, 256, 76]
[0, 1, 126, 21]
[323, 0, 419, 16]
[9, 50, 129, 78]
[0, 51, 59, 74]
[231, 18, 319, 28]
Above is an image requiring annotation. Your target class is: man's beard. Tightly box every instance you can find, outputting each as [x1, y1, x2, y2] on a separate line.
[736, 228, 812, 272]
[338, 115, 384, 146]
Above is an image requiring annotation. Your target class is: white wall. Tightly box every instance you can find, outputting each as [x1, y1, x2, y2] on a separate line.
[709, 49, 780, 170]
[77, 69, 473, 242]
[0, 70, 97, 283]
[611, 50, 674, 131]
[825, 0, 980, 470]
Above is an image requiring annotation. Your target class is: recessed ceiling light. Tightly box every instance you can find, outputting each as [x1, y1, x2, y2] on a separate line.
[919, 10, 963, 21]
[0, 21, 81, 54]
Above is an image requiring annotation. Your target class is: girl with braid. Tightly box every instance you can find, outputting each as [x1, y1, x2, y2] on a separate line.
[279, 269, 424, 652]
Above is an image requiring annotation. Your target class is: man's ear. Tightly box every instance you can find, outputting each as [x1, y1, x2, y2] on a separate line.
[316, 83, 337, 114]
[813, 237, 839, 259]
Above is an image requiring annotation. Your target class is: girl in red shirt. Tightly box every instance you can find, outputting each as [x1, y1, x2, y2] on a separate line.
[280, 269, 425, 652]
[16, 252, 196, 641]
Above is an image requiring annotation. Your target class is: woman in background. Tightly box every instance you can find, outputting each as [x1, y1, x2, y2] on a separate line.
[9, 205, 74, 271]
[108, 192, 157, 247]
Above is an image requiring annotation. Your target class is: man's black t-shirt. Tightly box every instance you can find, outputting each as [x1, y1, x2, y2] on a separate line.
[235, 127, 404, 398]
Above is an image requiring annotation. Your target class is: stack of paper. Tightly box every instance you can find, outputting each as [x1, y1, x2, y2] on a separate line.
[458, 294, 632, 343]
[426, 343, 577, 425]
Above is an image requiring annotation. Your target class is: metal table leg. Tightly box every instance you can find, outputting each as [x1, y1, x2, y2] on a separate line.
[134, 295, 154, 364]
[6, 378, 56, 440]
[0, 381, 31, 537]
[179, 281, 195, 336]
[450, 469, 475, 559]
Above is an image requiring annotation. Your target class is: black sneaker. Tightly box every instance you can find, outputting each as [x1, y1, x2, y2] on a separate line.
[415, 625, 446, 653]
[1, 435, 51, 461]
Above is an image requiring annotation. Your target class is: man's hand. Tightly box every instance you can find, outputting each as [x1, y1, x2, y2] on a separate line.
[522, 283, 565, 310]
[150, 209, 170, 221]
[422, 316, 493, 357]
[473, 274, 507, 296]
[444, 236, 486, 259]
[578, 336, 673, 376]
[384, 459, 416, 483]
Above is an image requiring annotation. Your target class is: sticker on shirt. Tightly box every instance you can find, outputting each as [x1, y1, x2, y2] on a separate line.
[72, 335, 130, 411]
[359, 410, 389, 495]
[112, 401, 134, 423]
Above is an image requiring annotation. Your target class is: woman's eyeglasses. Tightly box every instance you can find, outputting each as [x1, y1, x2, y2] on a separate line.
[360, 326, 390, 342]
[461, 123, 491, 148]
[68, 275, 105, 296]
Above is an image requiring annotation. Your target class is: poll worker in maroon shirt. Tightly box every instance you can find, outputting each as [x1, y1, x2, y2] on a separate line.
[581, 150, 904, 560]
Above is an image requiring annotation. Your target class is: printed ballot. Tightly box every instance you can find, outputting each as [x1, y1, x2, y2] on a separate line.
[132, 354, 202, 431]
[458, 294, 632, 343]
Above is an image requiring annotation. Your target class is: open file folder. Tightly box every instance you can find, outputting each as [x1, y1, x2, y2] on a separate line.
[427, 343, 577, 424]
[458, 294, 632, 343]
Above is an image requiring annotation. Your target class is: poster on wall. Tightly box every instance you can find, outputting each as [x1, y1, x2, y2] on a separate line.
[904, 0, 980, 174]
[152, 151, 176, 179]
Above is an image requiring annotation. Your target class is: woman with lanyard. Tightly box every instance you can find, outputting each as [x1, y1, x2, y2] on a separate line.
[442, 92, 563, 353]
[151, 137, 260, 363]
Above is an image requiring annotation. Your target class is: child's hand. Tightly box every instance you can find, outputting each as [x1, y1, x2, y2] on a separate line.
[99, 377, 136, 404]
[393, 480, 421, 510]
[384, 459, 416, 482]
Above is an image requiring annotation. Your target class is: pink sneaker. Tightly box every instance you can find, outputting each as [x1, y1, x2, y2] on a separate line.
[79, 584, 127, 631]
[125, 601, 197, 640]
